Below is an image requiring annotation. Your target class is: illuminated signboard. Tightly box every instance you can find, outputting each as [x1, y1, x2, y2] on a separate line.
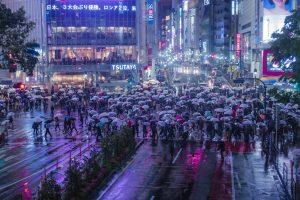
[204, 0, 210, 5]
[236, 33, 240, 60]
[46, 0, 136, 27]
[263, 0, 293, 40]
[148, 0, 154, 24]
[262, 49, 294, 76]
[46, 2, 136, 12]
[112, 64, 136, 71]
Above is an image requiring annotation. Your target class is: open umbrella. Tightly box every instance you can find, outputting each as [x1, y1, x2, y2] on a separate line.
[210, 117, 219, 122]
[108, 112, 117, 117]
[34, 117, 42, 123]
[99, 113, 109, 118]
[100, 118, 109, 123]
[242, 120, 253, 125]
[7, 112, 15, 117]
[239, 104, 249, 108]
[142, 105, 149, 110]
[214, 108, 224, 113]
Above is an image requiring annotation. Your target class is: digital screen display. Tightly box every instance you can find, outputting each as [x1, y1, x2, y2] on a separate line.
[262, 49, 294, 76]
[46, 0, 136, 27]
[263, 0, 293, 40]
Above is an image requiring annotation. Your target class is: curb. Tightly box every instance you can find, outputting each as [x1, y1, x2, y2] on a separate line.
[92, 139, 144, 200]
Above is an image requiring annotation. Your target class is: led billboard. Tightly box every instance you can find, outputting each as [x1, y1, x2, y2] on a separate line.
[262, 49, 294, 76]
[263, 0, 293, 40]
[46, 0, 136, 27]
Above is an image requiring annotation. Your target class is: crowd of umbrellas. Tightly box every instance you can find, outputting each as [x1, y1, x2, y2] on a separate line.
[0, 84, 299, 159]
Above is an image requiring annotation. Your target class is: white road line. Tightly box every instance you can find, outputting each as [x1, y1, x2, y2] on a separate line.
[150, 195, 155, 200]
[234, 172, 241, 189]
[172, 148, 183, 165]
[230, 152, 236, 200]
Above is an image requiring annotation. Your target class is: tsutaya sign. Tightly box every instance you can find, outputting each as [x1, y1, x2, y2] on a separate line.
[112, 64, 137, 71]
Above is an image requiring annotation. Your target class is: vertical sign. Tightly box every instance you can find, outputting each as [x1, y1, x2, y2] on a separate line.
[148, 0, 154, 25]
[148, 48, 152, 66]
[236, 33, 240, 60]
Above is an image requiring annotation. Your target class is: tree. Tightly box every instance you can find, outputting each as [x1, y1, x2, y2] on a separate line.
[64, 160, 84, 200]
[0, 1, 38, 75]
[271, 9, 300, 86]
[37, 173, 62, 200]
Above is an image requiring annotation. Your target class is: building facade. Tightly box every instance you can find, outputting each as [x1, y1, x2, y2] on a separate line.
[3, 0, 147, 86]
[238, 0, 294, 79]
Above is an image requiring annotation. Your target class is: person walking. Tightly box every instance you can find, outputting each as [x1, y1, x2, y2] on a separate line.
[44, 122, 52, 139]
[218, 139, 225, 160]
[54, 117, 60, 131]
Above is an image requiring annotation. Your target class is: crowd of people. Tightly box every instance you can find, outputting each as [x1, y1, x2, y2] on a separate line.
[0, 82, 299, 166]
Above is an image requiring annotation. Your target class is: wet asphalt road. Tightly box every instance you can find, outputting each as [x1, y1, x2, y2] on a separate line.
[98, 140, 285, 200]
[98, 140, 219, 200]
[0, 109, 93, 200]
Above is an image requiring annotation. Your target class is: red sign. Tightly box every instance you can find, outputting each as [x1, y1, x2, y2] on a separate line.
[236, 33, 240, 60]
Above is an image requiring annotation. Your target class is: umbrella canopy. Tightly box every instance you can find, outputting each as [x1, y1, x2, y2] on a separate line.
[99, 113, 109, 118]
[242, 120, 253, 125]
[210, 117, 219, 122]
[108, 112, 117, 117]
[214, 108, 224, 113]
[239, 104, 249, 108]
[224, 110, 233, 115]
[142, 105, 149, 110]
[100, 118, 109, 123]
[34, 117, 42, 123]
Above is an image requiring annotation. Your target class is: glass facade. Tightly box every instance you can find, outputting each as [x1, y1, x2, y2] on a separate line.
[46, 0, 137, 65]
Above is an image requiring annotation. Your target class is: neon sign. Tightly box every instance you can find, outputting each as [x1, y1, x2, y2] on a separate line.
[112, 64, 137, 71]
[236, 33, 240, 60]
[148, 0, 154, 24]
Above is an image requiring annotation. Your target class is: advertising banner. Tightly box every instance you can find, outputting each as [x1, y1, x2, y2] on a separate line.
[263, 0, 293, 40]
[148, 0, 154, 25]
[262, 49, 293, 76]
[236, 33, 240, 60]
[46, 0, 136, 27]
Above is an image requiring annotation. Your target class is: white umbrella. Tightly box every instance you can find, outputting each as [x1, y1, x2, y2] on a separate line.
[224, 110, 232, 115]
[158, 121, 166, 127]
[34, 117, 42, 123]
[167, 110, 176, 114]
[91, 96, 99, 101]
[108, 112, 117, 117]
[1, 120, 9, 126]
[89, 110, 98, 115]
[54, 113, 63, 118]
[210, 117, 219, 122]
[99, 113, 109, 118]
[279, 120, 287, 125]
[142, 105, 149, 110]
[193, 112, 201, 116]
[100, 118, 109, 123]
[242, 120, 253, 125]
[7, 112, 14, 117]
[240, 104, 249, 108]
[92, 114, 99, 119]
[214, 108, 224, 113]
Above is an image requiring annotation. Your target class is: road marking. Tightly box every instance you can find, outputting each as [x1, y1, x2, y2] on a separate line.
[150, 195, 155, 200]
[172, 148, 182, 165]
[234, 172, 241, 189]
[3, 155, 17, 162]
[230, 152, 236, 200]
